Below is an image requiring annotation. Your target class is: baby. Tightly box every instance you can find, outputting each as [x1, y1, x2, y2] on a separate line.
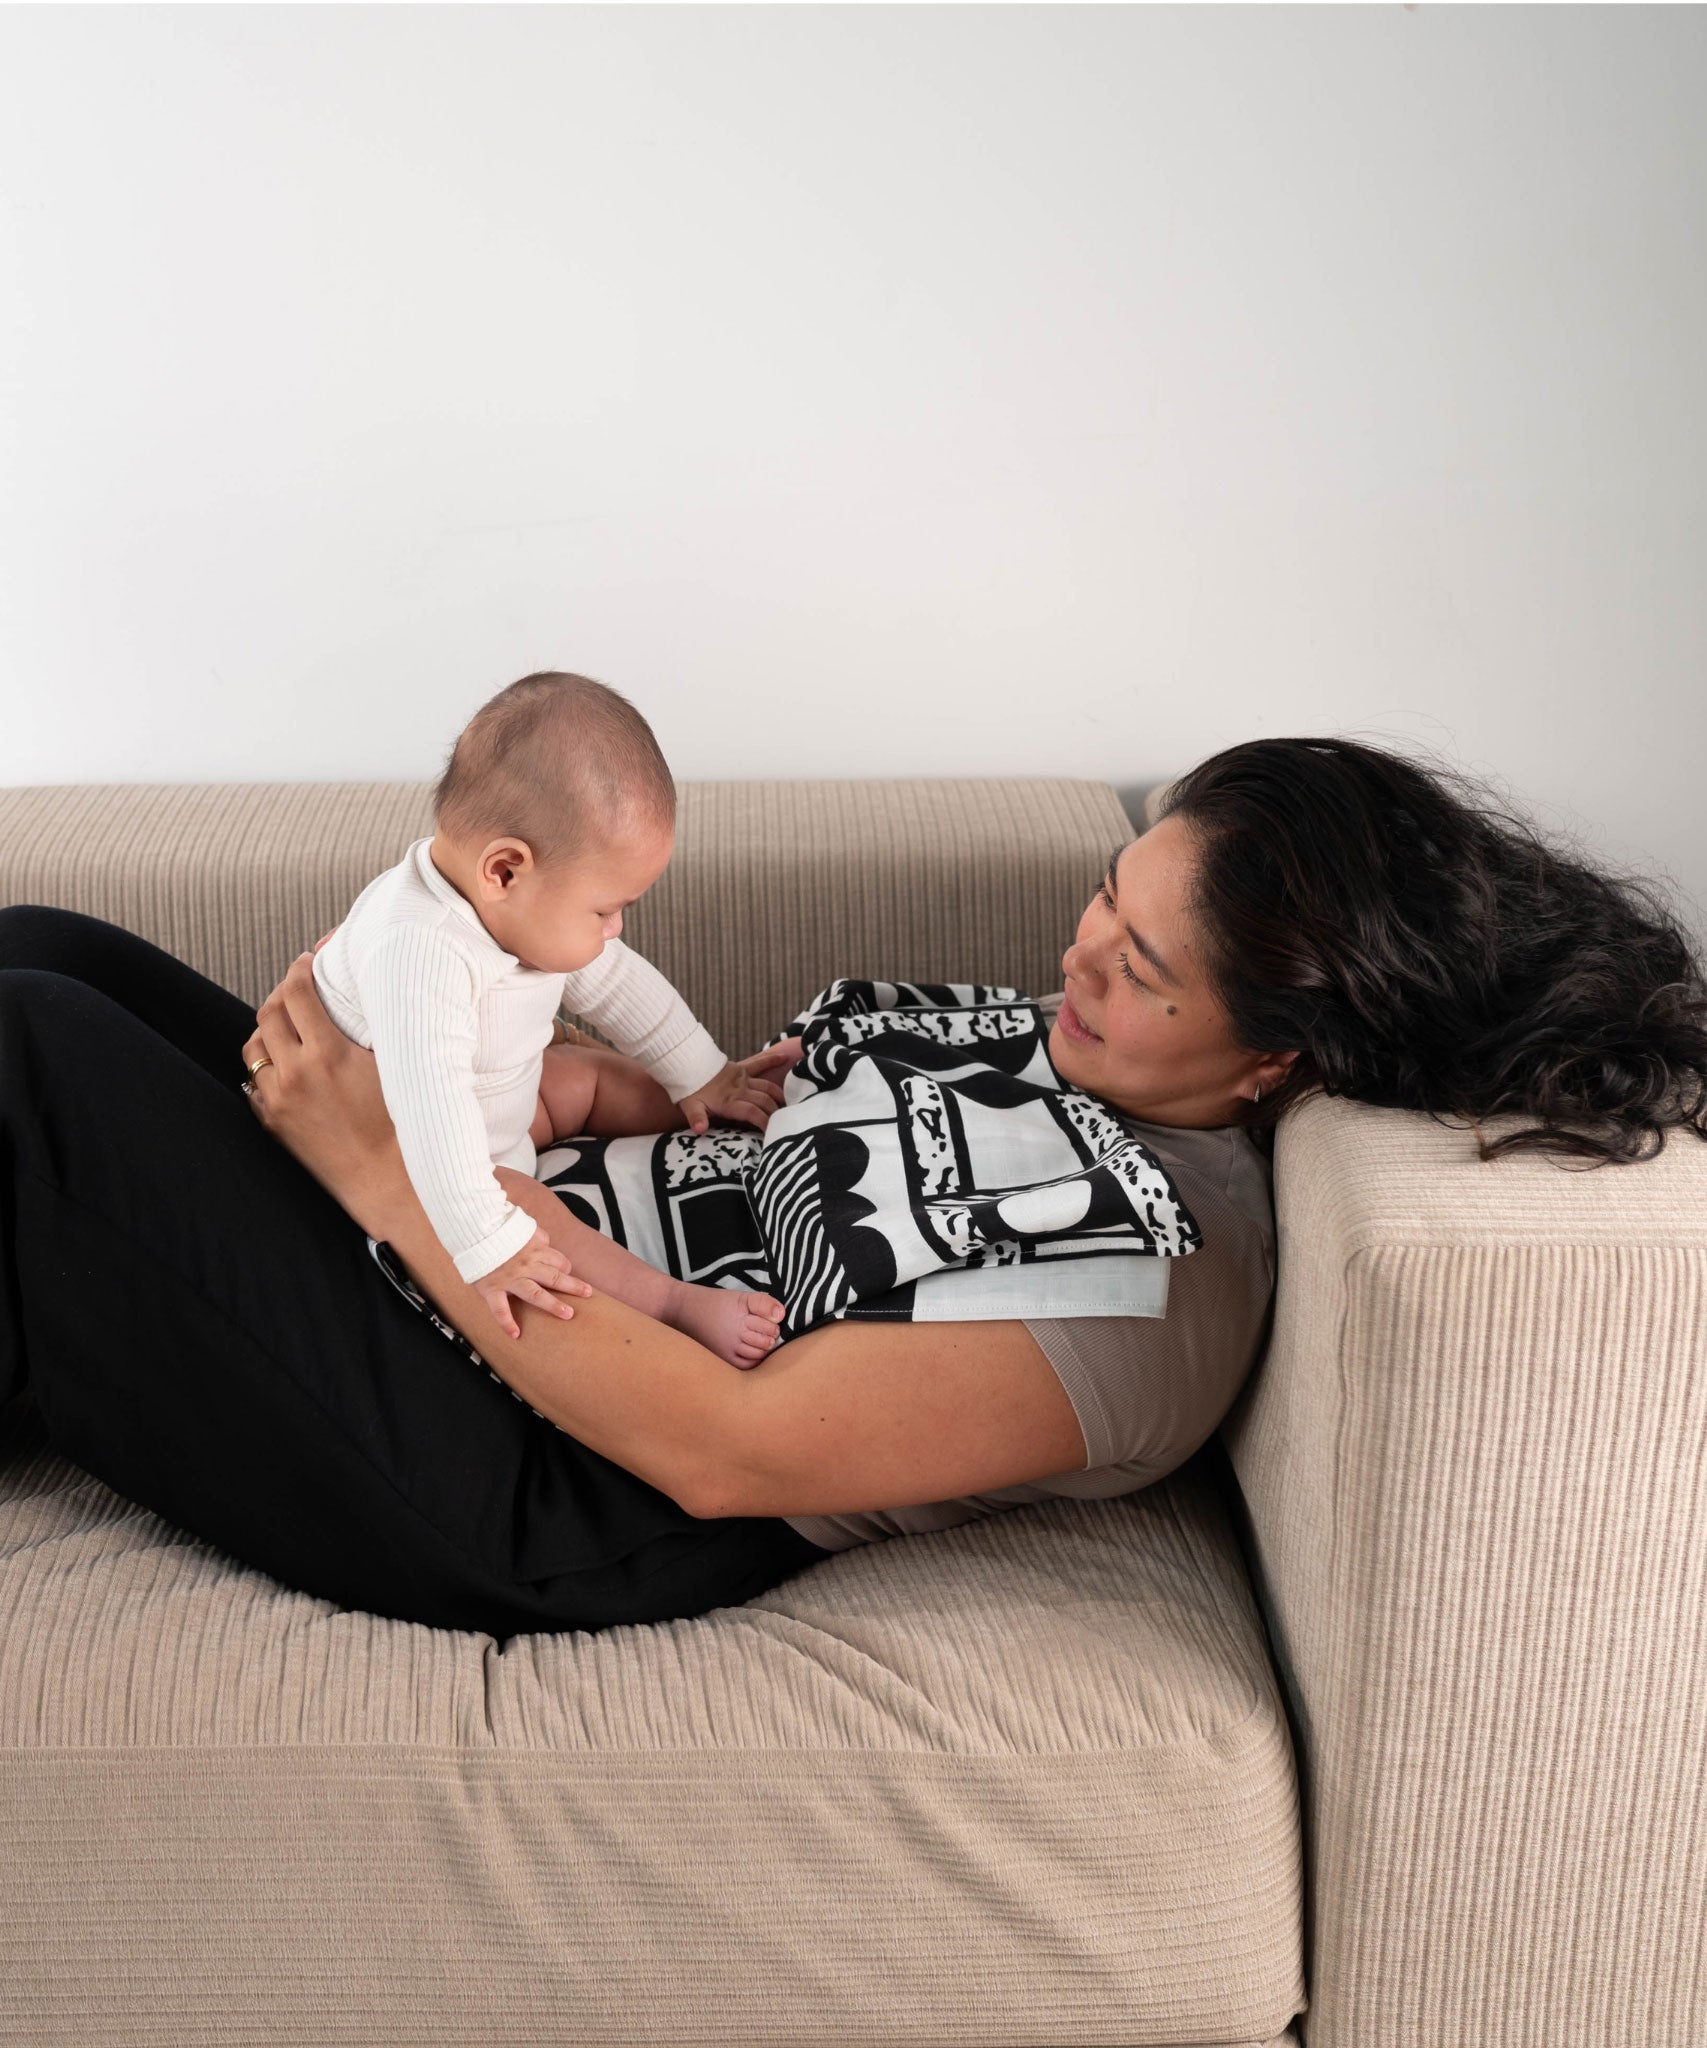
[313, 670, 790, 1362]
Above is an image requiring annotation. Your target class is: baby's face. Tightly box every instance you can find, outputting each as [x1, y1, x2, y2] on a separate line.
[513, 822, 676, 974]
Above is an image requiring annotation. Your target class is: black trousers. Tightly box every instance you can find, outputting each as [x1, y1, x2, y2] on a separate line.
[0, 906, 827, 1640]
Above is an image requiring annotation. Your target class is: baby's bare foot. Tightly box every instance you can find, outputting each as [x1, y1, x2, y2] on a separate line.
[667, 1284, 785, 1367]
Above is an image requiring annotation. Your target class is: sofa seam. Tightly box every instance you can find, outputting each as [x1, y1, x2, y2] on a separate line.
[0, 1693, 1293, 1762]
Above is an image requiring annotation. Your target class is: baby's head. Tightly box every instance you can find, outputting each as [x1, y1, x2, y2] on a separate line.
[430, 671, 677, 974]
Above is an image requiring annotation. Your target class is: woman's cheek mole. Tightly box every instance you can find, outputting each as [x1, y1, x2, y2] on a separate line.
[1166, 1005, 1178, 1016]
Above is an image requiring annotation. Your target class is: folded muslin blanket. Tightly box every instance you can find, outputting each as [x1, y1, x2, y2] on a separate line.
[370, 981, 1201, 1356]
[748, 979, 1200, 1332]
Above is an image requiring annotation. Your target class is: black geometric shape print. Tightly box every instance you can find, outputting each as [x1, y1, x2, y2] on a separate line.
[816, 1125, 900, 1298]
[536, 1136, 629, 1249]
[650, 1129, 770, 1289]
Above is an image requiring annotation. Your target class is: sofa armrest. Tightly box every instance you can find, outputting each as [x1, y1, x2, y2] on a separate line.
[1220, 1092, 1707, 2046]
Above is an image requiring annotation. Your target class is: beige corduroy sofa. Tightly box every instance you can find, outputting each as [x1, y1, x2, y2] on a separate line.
[1, 777, 1703, 2048]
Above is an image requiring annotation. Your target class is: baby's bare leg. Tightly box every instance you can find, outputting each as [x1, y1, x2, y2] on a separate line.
[531, 1044, 682, 1150]
[495, 1167, 783, 1367]
[529, 1048, 600, 1150]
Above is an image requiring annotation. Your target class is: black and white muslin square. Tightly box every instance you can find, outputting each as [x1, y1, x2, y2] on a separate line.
[368, 980, 1201, 1381]
[748, 980, 1200, 1335]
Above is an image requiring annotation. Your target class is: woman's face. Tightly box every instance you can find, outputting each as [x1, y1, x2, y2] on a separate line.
[1050, 813, 1295, 1129]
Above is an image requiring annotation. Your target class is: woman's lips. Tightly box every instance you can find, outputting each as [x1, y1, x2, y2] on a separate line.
[1058, 994, 1103, 1045]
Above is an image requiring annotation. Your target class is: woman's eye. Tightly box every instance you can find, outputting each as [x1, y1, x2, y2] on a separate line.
[1099, 887, 1149, 990]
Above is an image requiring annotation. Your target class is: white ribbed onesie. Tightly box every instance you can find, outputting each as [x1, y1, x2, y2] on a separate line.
[313, 838, 726, 1285]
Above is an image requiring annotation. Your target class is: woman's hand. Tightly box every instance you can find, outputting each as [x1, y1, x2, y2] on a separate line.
[241, 951, 407, 1237]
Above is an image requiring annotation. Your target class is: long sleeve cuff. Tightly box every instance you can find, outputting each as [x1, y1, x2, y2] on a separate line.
[449, 1201, 541, 1286]
[649, 1025, 730, 1103]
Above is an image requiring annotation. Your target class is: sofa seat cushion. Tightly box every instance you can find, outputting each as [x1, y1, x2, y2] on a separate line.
[0, 1396, 1302, 2047]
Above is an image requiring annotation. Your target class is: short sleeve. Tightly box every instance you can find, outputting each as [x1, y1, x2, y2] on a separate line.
[1022, 1146, 1275, 1483]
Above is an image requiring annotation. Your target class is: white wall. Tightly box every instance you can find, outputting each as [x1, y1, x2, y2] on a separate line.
[3, 5, 1703, 928]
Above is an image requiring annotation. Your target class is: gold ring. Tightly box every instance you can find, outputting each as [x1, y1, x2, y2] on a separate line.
[246, 1054, 274, 1081]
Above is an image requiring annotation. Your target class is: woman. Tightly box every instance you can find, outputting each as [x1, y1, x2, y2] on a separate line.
[1, 738, 1701, 1639]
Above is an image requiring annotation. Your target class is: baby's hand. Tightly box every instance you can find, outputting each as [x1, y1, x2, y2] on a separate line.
[473, 1226, 594, 1341]
[678, 1040, 804, 1136]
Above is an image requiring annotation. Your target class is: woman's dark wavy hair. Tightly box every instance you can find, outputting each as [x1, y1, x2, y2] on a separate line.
[1158, 737, 1707, 1165]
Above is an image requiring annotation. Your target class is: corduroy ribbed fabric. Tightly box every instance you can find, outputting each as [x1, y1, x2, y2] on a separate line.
[0, 779, 438, 1009]
[0, 1391, 1304, 2046]
[1221, 1092, 1707, 2048]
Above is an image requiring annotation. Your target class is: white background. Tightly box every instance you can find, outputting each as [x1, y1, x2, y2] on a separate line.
[2, 6, 1703, 929]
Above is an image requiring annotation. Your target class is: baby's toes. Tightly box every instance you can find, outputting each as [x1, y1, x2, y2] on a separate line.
[748, 1293, 786, 1324]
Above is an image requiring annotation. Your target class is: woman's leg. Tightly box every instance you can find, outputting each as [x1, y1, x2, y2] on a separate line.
[0, 932, 823, 1638]
[0, 902, 259, 1086]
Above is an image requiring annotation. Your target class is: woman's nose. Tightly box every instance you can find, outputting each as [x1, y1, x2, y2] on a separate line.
[1062, 939, 1102, 986]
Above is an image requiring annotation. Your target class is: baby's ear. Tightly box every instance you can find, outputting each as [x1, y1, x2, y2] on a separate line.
[476, 837, 535, 894]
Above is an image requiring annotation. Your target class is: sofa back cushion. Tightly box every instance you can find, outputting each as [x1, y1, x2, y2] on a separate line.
[0, 778, 1130, 1051]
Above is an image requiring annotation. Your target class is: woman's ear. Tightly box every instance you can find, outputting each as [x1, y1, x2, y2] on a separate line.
[1251, 1049, 1301, 1100]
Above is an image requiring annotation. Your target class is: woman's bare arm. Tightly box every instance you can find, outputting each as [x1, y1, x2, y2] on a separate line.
[357, 1189, 1088, 1524]
[706, 1316, 1088, 1520]
[491, 1163, 1088, 1518]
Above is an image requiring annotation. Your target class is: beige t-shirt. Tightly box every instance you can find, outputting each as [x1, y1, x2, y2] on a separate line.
[782, 992, 1276, 1553]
